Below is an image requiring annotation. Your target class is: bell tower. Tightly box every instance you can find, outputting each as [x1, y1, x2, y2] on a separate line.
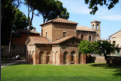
[91, 20, 101, 41]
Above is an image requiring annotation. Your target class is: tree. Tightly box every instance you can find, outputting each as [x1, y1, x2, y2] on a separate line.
[85, 0, 119, 14]
[78, 40, 98, 54]
[1, 0, 32, 45]
[24, 0, 69, 23]
[13, 9, 33, 32]
[78, 40, 120, 66]
[95, 40, 120, 66]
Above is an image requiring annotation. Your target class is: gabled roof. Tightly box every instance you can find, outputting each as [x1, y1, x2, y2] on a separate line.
[26, 36, 81, 45]
[40, 18, 78, 26]
[26, 36, 51, 44]
[109, 30, 121, 37]
[76, 26, 96, 32]
[52, 36, 80, 44]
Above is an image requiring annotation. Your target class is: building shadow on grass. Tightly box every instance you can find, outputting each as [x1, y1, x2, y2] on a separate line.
[89, 63, 121, 77]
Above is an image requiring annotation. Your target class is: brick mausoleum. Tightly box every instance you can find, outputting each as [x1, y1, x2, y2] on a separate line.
[25, 17, 101, 65]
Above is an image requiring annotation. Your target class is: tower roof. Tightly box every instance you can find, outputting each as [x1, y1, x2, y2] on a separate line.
[91, 20, 101, 23]
[40, 17, 78, 26]
[76, 26, 96, 32]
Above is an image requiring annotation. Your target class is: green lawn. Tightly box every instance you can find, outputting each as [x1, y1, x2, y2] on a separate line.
[1, 63, 121, 81]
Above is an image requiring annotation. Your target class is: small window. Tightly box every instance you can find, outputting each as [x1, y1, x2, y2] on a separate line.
[81, 35, 83, 38]
[97, 24, 98, 29]
[89, 36, 91, 41]
[97, 34, 99, 37]
[46, 32, 47, 37]
[72, 41, 74, 44]
[113, 41, 115, 44]
[63, 32, 66, 37]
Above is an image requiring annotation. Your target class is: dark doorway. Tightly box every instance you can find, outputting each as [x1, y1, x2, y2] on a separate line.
[39, 52, 44, 64]
[63, 52, 68, 64]
[71, 51, 76, 64]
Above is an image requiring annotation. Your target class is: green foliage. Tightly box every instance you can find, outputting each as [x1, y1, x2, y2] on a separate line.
[95, 40, 120, 55]
[24, 0, 69, 23]
[13, 9, 33, 32]
[85, 0, 119, 14]
[1, 0, 33, 45]
[78, 40, 99, 54]
[79, 40, 121, 66]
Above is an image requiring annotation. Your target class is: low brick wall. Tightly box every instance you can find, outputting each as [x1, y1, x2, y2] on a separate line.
[1, 45, 26, 57]
[90, 55, 121, 65]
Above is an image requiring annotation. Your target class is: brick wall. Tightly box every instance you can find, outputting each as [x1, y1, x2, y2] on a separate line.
[76, 31, 96, 42]
[1, 45, 25, 57]
[52, 23, 77, 42]
[90, 55, 121, 65]
[12, 33, 40, 45]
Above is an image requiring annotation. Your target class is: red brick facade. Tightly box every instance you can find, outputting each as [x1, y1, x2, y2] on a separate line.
[26, 18, 100, 65]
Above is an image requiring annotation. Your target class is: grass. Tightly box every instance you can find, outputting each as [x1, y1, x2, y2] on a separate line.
[1, 63, 121, 81]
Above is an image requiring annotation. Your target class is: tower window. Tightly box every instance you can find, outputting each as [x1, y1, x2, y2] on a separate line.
[46, 32, 47, 37]
[97, 24, 98, 29]
[89, 36, 91, 41]
[63, 32, 66, 37]
[81, 35, 83, 38]
[97, 34, 99, 37]
[93, 24, 94, 29]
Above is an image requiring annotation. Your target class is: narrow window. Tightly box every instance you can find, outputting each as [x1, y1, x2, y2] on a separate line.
[93, 24, 94, 29]
[89, 36, 91, 41]
[113, 41, 115, 44]
[46, 32, 47, 37]
[97, 24, 98, 29]
[97, 34, 99, 37]
[81, 35, 83, 38]
[72, 41, 74, 44]
[63, 32, 66, 37]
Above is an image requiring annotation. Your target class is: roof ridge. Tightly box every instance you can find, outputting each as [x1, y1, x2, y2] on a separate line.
[109, 30, 121, 37]
[52, 36, 74, 43]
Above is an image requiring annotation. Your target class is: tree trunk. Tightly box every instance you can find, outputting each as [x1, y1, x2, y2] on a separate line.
[104, 54, 112, 67]
[1, 0, 6, 24]
[8, 0, 20, 57]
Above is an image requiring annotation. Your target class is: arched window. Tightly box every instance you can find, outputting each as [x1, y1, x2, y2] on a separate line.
[97, 24, 98, 29]
[93, 24, 94, 29]
[63, 52, 68, 64]
[89, 36, 91, 41]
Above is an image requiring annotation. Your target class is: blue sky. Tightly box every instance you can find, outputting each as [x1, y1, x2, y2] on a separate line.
[19, 0, 121, 39]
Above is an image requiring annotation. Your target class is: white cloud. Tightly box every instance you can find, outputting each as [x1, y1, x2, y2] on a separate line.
[60, 0, 121, 21]
[97, 14, 121, 21]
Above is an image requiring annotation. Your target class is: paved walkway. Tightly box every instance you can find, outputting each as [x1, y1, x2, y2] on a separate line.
[1, 60, 26, 68]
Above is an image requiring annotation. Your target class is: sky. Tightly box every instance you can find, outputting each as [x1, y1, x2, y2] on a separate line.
[19, 0, 121, 39]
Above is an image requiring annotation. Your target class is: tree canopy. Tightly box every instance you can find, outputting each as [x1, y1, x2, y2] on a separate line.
[78, 40, 120, 66]
[24, 0, 69, 23]
[85, 0, 119, 14]
[1, 0, 32, 45]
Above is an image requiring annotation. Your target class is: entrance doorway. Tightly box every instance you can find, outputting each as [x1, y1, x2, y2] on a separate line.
[63, 52, 68, 64]
[46, 52, 51, 64]
[39, 52, 44, 64]
[71, 51, 76, 64]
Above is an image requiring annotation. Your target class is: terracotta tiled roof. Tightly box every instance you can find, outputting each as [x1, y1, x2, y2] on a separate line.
[29, 36, 51, 44]
[16, 29, 40, 34]
[52, 36, 74, 44]
[91, 20, 101, 23]
[40, 18, 78, 26]
[76, 26, 96, 32]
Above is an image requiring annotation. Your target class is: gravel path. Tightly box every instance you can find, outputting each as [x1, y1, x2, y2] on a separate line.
[1, 60, 26, 68]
